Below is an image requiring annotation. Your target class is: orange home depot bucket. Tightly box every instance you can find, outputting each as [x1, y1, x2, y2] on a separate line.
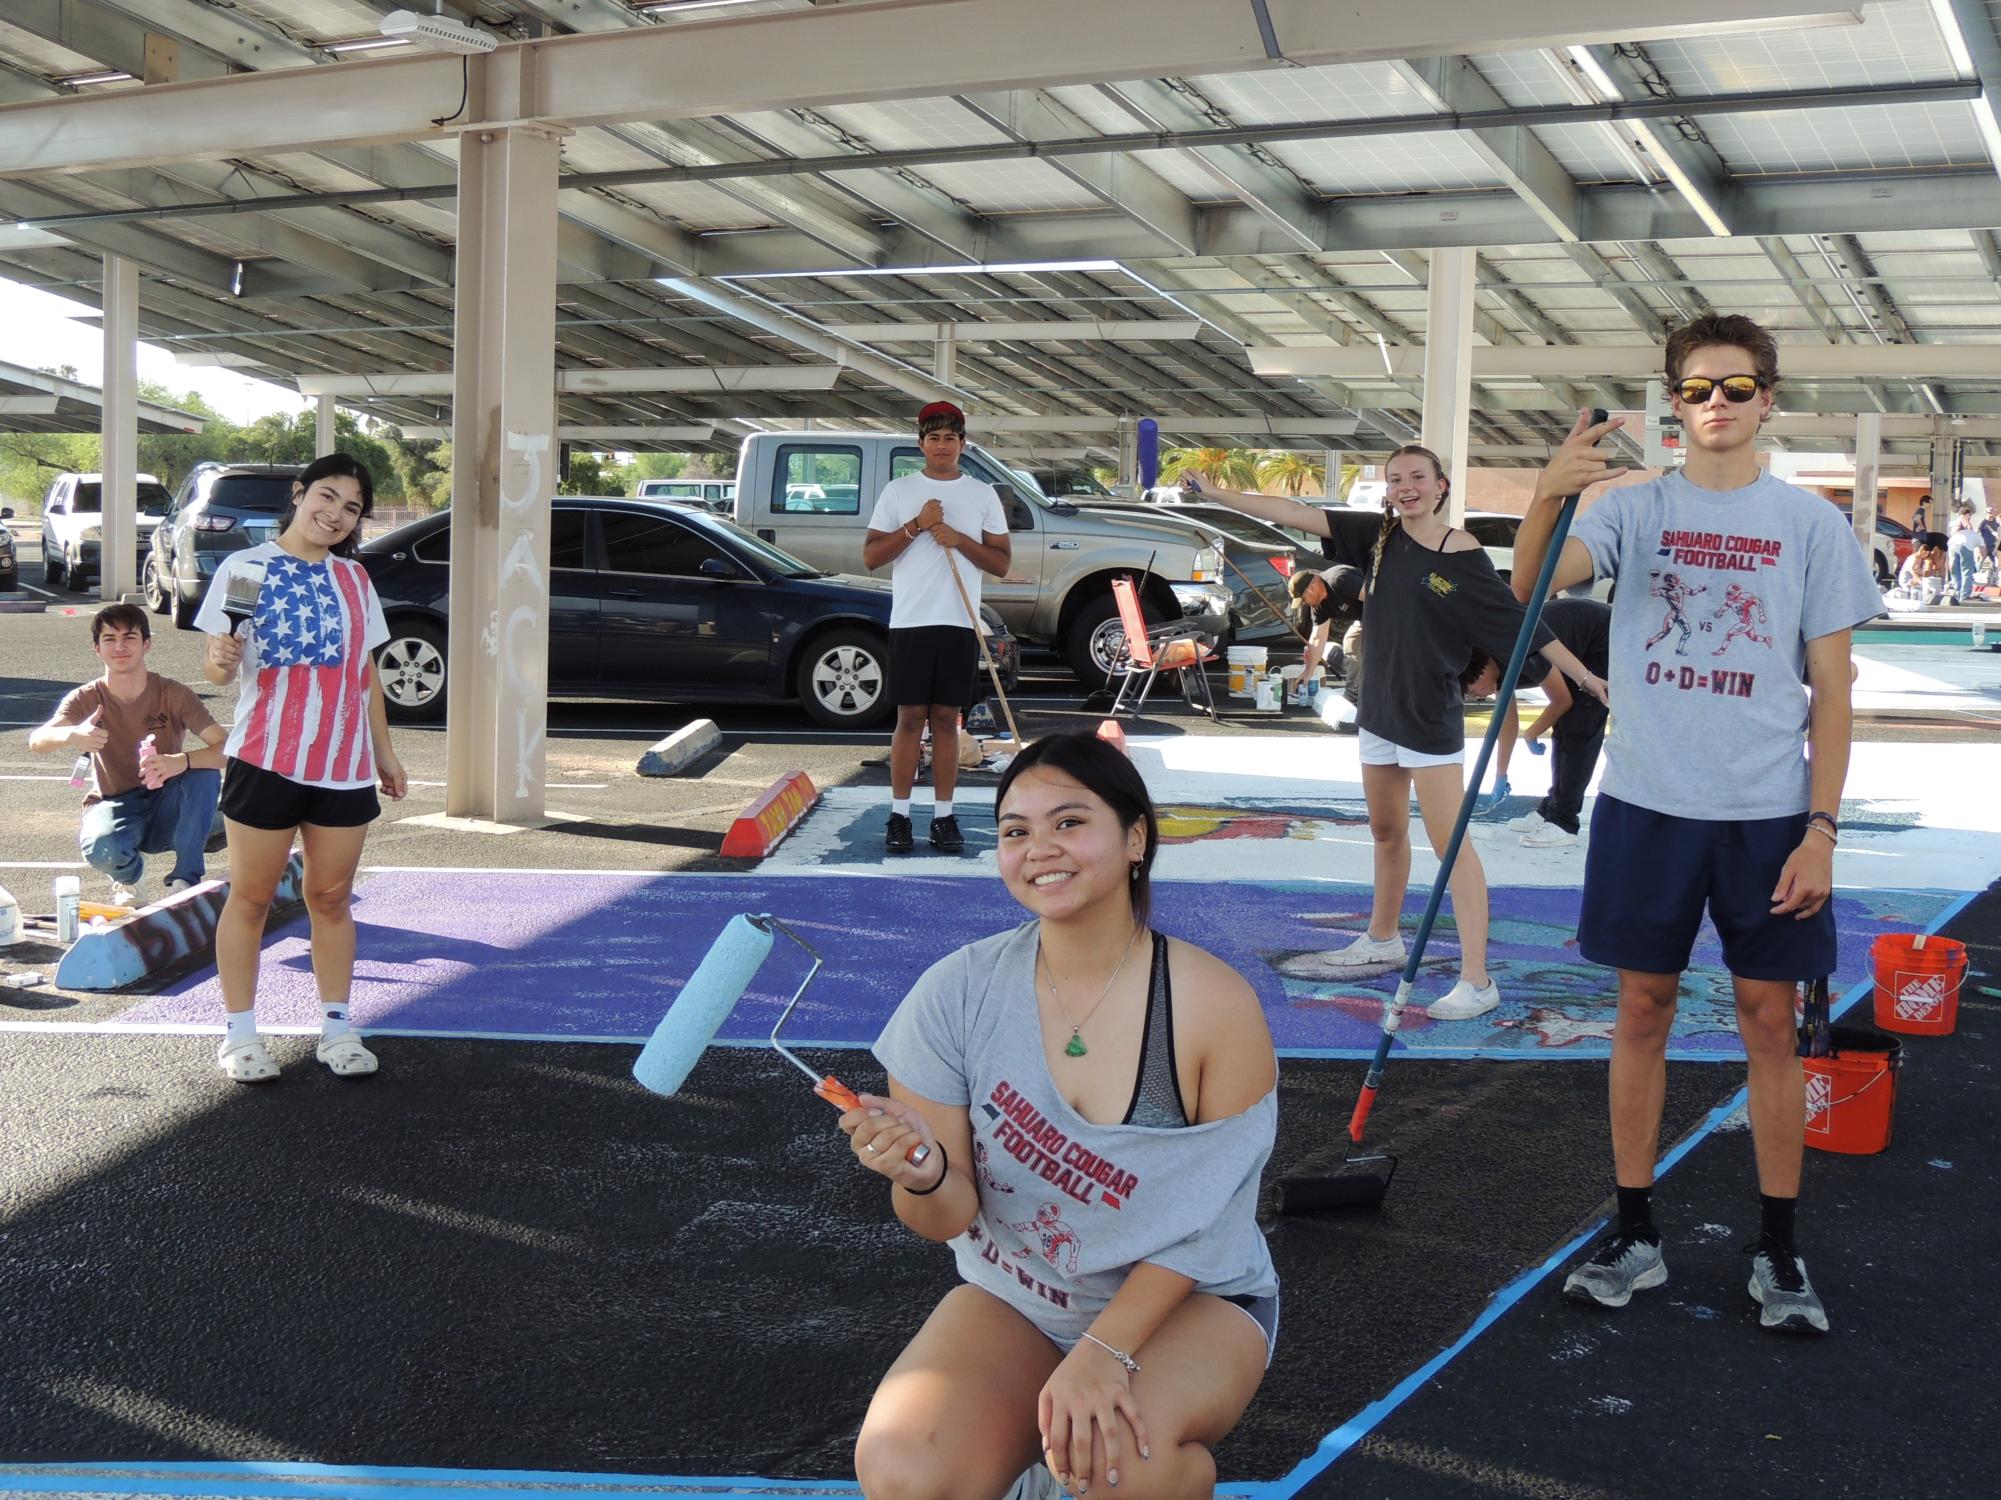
[1804, 1025, 1903, 1156]
[1870, 933, 1967, 1036]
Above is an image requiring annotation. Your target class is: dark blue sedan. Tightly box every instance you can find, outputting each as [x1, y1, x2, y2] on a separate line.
[359, 498, 1017, 728]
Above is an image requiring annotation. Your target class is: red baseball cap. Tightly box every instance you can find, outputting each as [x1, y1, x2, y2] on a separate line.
[917, 400, 966, 432]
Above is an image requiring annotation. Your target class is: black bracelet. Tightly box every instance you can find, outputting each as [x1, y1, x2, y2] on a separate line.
[1806, 811, 1838, 835]
[900, 1140, 950, 1196]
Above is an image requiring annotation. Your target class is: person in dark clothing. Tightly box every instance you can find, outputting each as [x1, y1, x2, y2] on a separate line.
[1286, 562, 1364, 699]
[1180, 454, 1606, 1021]
[1460, 596, 1613, 849]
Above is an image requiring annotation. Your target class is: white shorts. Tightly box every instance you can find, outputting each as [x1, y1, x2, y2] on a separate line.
[1359, 728, 1463, 769]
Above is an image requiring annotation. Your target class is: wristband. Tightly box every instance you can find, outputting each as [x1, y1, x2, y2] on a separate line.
[900, 1139, 949, 1195]
[1079, 1332, 1140, 1375]
[904, 520, 919, 539]
[1806, 821, 1837, 846]
[1805, 811, 1838, 844]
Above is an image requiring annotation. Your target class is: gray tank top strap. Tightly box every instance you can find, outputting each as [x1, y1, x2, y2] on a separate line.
[1123, 931, 1191, 1129]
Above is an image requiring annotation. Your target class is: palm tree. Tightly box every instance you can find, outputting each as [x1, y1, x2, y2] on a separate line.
[1253, 450, 1325, 497]
[1163, 446, 1259, 489]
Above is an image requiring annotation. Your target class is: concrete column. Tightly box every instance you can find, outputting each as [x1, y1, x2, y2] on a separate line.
[315, 393, 336, 457]
[1420, 246, 1475, 524]
[99, 253, 140, 602]
[1116, 414, 1138, 493]
[445, 119, 564, 827]
[1928, 438, 1957, 513]
[934, 327, 957, 386]
[1852, 413, 1881, 582]
[1322, 447, 1345, 501]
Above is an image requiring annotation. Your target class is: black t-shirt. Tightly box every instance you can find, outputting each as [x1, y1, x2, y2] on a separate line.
[1352, 527, 1555, 755]
[1522, 596, 1611, 738]
[1312, 508, 1385, 573]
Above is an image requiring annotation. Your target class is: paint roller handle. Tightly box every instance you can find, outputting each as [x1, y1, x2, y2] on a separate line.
[820, 1076, 933, 1166]
[1347, 1084, 1378, 1145]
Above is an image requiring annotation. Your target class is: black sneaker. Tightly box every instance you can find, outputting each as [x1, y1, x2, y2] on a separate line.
[884, 812, 914, 854]
[929, 814, 965, 853]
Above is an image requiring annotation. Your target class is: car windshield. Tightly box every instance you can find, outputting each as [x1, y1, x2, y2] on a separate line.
[74, 482, 170, 517]
[693, 511, 823, 577]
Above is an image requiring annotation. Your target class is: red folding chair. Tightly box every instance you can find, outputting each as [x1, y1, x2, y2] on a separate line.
[1105, 575, 1217, 718]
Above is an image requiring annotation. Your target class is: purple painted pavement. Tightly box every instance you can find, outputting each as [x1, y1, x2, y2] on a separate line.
[121, 874, 1950, 1059]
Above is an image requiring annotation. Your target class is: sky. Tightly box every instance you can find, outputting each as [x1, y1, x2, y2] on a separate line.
[0, 274, 308, 426]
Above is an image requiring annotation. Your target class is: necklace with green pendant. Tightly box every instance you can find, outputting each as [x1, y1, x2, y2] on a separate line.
[1039, 923, 1142, 1058]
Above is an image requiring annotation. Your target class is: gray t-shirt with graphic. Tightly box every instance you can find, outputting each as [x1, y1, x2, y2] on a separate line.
[873, 923, 1278, 1346]
[1570, 470, 1882, 820]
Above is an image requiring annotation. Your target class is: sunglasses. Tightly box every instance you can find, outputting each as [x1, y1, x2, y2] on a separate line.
[1675, 374, 1765, 405]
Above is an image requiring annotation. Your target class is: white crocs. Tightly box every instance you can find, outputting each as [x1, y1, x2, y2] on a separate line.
[1427, 979, 1501, 1021]
[217, 1037, 280, 1084]
[316, 1034, 378, 1077]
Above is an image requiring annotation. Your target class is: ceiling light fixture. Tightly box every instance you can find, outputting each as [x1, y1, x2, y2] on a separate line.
[322, 36, 415, 55]
[58, 70, 135, 87]
[378, 8, 499, 54]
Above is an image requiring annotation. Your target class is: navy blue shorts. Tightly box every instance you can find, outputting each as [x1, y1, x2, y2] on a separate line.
[1578, 794, 1835, 981]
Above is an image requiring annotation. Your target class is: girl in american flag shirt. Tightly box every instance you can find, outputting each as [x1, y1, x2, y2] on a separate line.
[197, 453, 408, 1084]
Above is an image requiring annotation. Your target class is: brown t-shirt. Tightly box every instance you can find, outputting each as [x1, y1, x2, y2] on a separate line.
[52, 673, 218, 805]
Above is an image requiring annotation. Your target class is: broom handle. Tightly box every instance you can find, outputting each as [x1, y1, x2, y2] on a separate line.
[1221, 550, 1312, 646]
[948, 556, 1023, 745]
[1348, 476, 1594, 1143]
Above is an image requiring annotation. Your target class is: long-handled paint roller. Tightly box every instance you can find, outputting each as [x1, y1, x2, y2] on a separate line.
[634, 914, 929, 1165]
[1275, 410, 1609, 1216]
[946, 558, 1024, 750]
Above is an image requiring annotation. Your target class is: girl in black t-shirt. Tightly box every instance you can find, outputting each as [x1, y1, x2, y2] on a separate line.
[1186, 452, 1605, 1021]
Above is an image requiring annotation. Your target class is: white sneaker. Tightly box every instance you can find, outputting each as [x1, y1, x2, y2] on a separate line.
[1319, 930, 1406, 968]
[1520, 821, 1578, 848]
[109, 880, 142, 908]
[1427, 978, 1500, 1020]
[163, 877, 195, 897]
[1505, 811, 1544, 833]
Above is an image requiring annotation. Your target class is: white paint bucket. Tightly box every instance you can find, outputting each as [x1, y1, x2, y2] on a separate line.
[1226, 645, 1268, 697]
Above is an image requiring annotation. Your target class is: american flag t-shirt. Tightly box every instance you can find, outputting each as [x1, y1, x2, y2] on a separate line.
[198, 544, 392, 790]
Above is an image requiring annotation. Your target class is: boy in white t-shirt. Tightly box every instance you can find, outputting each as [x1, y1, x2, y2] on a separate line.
[862, 401, 1011, 854]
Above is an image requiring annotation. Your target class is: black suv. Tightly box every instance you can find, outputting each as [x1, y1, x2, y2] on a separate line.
[147, 463, 301, 627]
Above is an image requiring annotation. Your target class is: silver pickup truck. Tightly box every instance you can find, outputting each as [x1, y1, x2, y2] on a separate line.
[731, 431, 1235, 684]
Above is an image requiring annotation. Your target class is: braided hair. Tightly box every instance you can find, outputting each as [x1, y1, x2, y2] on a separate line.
[1369, 444, 1451, 588]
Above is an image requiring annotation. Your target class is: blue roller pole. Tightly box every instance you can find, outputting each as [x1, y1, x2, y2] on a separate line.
[1137, 418, 1159, 491]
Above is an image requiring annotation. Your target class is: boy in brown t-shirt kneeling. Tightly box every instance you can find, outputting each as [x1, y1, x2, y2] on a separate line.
[28, 603, 227, 905]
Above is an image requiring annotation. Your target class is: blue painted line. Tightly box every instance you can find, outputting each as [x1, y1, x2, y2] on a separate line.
[0, 1463, 864, 1498]
[1260, 883, 1986, 1498]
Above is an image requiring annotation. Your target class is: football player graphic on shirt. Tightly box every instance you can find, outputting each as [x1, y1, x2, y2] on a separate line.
[1644, 571, 1708, 656]
[973, 1139, 1015, 1196]
[1708, 583, 1773, 656]
[1006, 1202, 1083, 1276]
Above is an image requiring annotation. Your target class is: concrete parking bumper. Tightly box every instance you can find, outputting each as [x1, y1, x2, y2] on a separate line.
[637, 719, 722, 777]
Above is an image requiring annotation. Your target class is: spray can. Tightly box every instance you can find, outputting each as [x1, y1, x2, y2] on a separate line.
[137, 734, 158, 790]
[54, 875, 82, 945]
[69, 753, 92, 790]
[0, 884, 21, 948]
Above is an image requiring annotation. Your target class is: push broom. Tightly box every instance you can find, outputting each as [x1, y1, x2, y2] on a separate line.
[633, 914, 930, 1166]
[1275, 410, 1608, 1215]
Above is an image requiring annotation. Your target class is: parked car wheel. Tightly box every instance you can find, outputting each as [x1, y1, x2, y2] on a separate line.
[796, 626, 891, 728]
[143, 555, 171, 614]
[43, 545, 64, 588]
[376, 618, 450, 724]
[172, 585, 199, 630]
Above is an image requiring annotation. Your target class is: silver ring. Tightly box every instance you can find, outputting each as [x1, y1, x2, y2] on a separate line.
[865, 1142, 880, 1154]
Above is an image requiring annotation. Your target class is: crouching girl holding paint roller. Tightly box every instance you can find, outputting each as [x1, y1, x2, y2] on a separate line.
[844, 730, 1278, 1500]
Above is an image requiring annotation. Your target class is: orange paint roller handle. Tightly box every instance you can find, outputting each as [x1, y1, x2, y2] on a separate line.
[816, 1075, 933, 1167]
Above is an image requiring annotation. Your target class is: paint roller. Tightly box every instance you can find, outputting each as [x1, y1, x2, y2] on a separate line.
[633, 913, 929, 1166]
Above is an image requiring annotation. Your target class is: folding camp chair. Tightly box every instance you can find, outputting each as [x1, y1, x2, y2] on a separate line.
[1105, 574, 1217, 718]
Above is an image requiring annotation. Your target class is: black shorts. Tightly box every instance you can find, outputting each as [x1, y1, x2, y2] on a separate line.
[221, 756, 381, 831]
[889, 625, 979, 710]
[1578, 794, 1836, 981]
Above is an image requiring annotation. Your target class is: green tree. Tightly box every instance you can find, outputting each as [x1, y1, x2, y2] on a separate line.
[1162, 446, 1259, 488]
[238, 410, 404, 498]
[1253, 450, 1326, 497]
[559, 452, 631, 496]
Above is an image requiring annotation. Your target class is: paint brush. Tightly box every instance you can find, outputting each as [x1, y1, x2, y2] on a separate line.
[221, 559, 267, 636]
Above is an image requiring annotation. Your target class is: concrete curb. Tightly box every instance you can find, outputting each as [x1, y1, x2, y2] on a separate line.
[0, 594, 48, 614]
[719, 771, 818, 858]
[636, 719, 721, 777]
[53, 850, 305, 992]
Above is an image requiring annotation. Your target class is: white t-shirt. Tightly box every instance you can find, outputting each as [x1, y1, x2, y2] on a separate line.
[196, 542, 392, 791]
[866, 471, 1007, 630]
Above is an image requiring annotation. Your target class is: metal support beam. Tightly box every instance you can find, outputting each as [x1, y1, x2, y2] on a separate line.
[99, 252, 139, 602]
[1248, 343, 2001, 380]
[1420, 248, 1475, 523]
[1566, 43, 1736, 234]
[445, 118, 563, 827]
[0, 0, 1864, 176]
[1389, 56, 1582, 241]
[297, 367, 845, 397]
[1852, 412, 1881, 570]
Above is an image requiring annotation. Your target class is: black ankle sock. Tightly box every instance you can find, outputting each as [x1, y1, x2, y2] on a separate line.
[1759, 1194, 1797, 1255]
[1616, 1184, 1657, 1240]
